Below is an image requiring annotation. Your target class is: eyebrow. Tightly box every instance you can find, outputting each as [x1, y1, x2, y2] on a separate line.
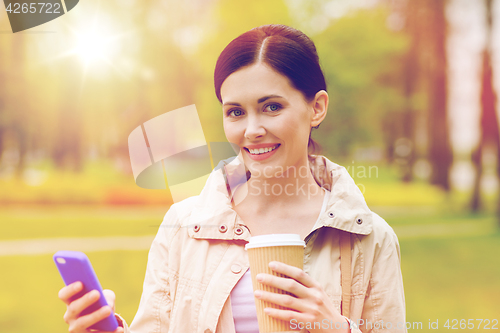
[223, 94, 284, 106]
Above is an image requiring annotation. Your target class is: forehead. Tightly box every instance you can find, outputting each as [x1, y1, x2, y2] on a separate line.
[220, 63, 299, 104]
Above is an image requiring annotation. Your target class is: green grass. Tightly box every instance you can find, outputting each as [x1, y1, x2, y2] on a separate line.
[377, 208, 498, 227]
[0, 250, 149, 333]
[0, 160, 172, 205]
[401, 232, 500, 327]
[0, 233, 499, 332]
[0, 206, 499, 333]
[0, 205, 169, 240]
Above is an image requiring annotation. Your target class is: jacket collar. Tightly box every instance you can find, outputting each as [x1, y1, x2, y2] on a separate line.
[186, 155, 373, 241]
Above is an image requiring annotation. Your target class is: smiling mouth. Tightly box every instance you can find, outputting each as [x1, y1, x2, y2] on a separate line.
[244, 144, 281, 155]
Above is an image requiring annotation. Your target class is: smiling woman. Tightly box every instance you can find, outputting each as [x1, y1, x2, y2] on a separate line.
[215, 25, 326, 159]
[57, 24, 406, 333]
[221, 64, 322, 169]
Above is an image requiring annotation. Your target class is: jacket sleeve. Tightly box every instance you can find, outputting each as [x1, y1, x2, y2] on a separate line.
[121, 204, 180, 333]
[359, 216, 407, 333]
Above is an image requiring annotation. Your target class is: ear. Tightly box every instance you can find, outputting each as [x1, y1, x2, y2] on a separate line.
[310, 90, 328, 128]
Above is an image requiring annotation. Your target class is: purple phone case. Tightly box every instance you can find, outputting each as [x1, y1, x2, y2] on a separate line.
[53, 251, 118, 331]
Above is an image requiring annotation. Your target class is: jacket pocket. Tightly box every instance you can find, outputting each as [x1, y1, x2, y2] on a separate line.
[157, 272, 173, 333]
[169, 279, 202, 333]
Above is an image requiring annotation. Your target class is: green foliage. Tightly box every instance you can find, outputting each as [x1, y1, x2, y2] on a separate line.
[0, 0, 412, 173]
[314, 8, 409, 157]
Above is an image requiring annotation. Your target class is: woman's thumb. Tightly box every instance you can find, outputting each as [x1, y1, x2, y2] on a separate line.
[103, 289, 116, 312]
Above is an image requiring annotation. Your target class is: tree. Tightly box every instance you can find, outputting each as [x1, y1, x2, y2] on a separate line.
[314, 8, 409, 159]
[8, 33, 29, 178]
[394, 0, 420, 182]
[470, 0, 500, 220]
[424, 0, 453, 191]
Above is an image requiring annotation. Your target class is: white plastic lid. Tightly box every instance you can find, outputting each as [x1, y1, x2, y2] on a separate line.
[244, 234, 305, 250]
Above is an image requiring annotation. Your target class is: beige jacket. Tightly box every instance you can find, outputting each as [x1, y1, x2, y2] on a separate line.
[121, 155, 406, 333]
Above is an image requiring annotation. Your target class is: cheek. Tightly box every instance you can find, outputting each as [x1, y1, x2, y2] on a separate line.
[223, 121, 241, 143]
[298, 107, 313, 133]
[282, 112, 310, 140]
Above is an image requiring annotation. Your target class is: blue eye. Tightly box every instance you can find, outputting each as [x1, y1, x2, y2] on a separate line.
[228, 109, 243, 117]
[267, 104, 281, 112]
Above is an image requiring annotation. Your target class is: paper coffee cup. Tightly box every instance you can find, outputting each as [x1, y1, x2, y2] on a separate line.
[245, 234, 306, 333]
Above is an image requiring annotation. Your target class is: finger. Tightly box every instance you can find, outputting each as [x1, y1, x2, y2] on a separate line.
[256, 273, 309, 299]
[263, 306, 314, 324]
[68, 305, 112, 332]
[58, 281, 83, 305]
[64, 289, 101, 323]
[268, 261, 319, 288]
[254, 289, 309, 313]
[103, 289, 116, 311]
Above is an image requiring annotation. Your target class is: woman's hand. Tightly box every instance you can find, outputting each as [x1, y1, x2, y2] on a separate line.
[58, 281, 124, 333]
[253, 261, 350, 333]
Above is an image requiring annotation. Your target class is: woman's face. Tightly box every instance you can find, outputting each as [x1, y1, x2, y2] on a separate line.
[220, 63, 320, 179]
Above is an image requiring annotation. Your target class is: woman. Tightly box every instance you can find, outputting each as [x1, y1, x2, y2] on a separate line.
[58, 24, 406, 333]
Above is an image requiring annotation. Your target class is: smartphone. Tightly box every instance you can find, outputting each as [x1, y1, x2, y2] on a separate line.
[53, 251, 119, 332]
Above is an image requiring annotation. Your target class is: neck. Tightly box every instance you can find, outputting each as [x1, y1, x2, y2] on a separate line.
[232, 160, 325, 214]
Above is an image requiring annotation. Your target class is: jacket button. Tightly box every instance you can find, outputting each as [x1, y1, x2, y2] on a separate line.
[328, 212, 335, 218]
[193, 225, 200, 232]
[219, 224, 227, 233]
[234, 227, 244, 235]
[356, 218, 363, 225]
[231, 264, 242, 274]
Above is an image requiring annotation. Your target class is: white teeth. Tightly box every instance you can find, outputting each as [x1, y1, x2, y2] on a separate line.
[248, 145, 279, 155]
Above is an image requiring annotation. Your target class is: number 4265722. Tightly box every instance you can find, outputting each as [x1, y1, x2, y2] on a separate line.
[5, 2, 62, 14]
[444, 319, 498, 330]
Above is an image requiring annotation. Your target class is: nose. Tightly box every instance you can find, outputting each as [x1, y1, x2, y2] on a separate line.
[244, 114, 266, 140]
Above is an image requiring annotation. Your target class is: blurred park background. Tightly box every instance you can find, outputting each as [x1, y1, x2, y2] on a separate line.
[1, 0, 500, 332]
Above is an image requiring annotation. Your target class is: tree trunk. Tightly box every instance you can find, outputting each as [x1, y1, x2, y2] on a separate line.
[400, 0, 421, 182]
[469, 0, 500, 224]
[52, 57, 84, 172]
[11, 32, 28, 178]
[427, 0, 453, 191]
[470, 145, 482, 212]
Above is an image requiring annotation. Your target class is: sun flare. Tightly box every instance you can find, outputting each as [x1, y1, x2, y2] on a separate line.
[74, 30, 113, 64]
[71, 24, 120, 68]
